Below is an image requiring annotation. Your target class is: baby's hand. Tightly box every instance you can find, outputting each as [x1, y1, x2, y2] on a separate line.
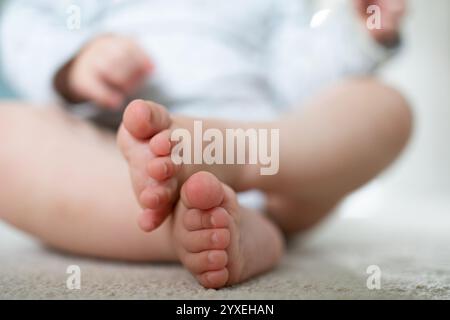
[55, 34, 153, 109]
[353, 0, 406, 47]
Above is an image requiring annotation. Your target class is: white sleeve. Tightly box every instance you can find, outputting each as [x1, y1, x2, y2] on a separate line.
[0, 0, 102, 105]
[268, 0, 399, 107]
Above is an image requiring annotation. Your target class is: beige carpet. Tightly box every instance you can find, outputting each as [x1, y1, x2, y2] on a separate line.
[1, 212, 449, 300]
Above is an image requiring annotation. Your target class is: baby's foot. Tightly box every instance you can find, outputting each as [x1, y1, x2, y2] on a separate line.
[172, 171, 284, 288]
[118, 100, 177, 231]
[118, 100, 256, 232]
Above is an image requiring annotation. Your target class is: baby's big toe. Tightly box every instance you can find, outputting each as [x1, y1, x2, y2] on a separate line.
[123, 99, 171, 140]
[181, 172, 225, 210]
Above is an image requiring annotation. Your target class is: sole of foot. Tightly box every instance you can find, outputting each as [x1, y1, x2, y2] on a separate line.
[172, 171, 285, 289]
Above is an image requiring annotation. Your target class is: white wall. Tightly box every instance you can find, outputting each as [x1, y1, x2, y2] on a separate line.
[337, 0, 450, 218]
[379, 0, 450, 196]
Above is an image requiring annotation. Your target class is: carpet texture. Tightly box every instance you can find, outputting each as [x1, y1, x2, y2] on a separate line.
[1, 214, 449, 300]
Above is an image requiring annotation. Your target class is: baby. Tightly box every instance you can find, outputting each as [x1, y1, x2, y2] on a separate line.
[0, 0, 411, 288]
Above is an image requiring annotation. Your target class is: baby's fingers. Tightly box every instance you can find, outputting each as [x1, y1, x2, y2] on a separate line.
[98, 54, 151, 96]
[84, 76, 125, 109]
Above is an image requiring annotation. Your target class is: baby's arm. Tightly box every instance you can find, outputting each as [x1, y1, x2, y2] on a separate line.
[54, 35, 153, 110]
[1, 0, 152, 109]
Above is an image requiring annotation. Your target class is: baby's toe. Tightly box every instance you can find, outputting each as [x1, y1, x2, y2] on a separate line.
[139, 179, 177, 209]
[183, 228, 230, 253]
[147, 157, 178, 181]
[181, 172, 225, 210]
[183, 208, 229, 231]
[183, 250, 228, 274]
[196, 269, 229, 289]
[123, 100, 171, 140]
[149, 129, 172, 156]
[138, 207, 172, 232]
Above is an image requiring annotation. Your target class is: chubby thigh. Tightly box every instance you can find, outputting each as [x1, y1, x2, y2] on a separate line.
[0, 103, 177, 261]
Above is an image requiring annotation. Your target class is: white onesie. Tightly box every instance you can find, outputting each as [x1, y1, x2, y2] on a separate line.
[1, 0, 394, 122]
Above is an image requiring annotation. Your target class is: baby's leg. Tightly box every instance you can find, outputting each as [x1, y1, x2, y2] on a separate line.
[261, 78, 413, 232]
[0, 103, 176, 261]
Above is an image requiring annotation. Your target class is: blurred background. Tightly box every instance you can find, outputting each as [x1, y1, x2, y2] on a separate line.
[0, 0, 449, 299]
[339, 0, 450, 219]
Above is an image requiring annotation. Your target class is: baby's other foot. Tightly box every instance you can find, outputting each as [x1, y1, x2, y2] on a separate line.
[118, 100, 179, 231]
[172, 172, 284, 289]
